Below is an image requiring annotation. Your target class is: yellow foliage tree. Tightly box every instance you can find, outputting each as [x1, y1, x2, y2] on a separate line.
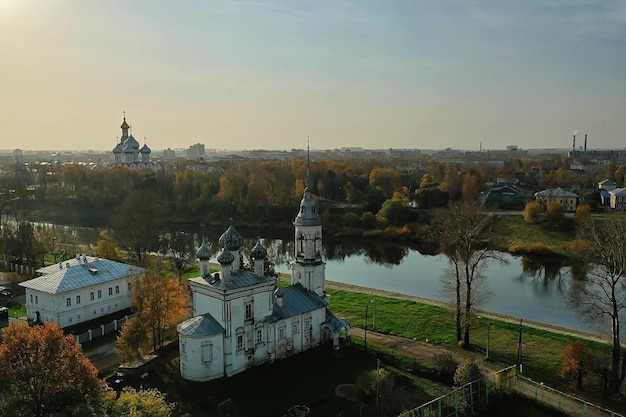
[574, 204, 592, 226]
[95, 230, 123, 261]
[523, 201, 542, 224]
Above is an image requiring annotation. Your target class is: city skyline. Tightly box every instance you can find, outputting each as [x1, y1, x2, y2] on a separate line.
[2, 1, 625, 151]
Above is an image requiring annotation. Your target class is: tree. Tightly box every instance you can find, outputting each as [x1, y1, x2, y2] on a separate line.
[95, 230, 123, 261]
[0, 322, 104, 417]
[454, 359, 483, 386]
[569, 216, 626, 396]
[438, 201, 504, 347]
[523, 201, 542, 224]
[377, 198, 410, 226]
[112, 190, 165, 263]
[560, 341, 594, 390]
[115, 316, 149, 363]
[574, 204, 592, 227]
[158, 231, 197, 278]
[133, 273, 189, 351]
[546, 201, 564, 225]
[108, 387, 175, 417]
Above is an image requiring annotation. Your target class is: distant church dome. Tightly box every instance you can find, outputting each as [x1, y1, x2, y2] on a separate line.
[112, 143, 123, 153]
[140, 143, 151, 154]
[219, 221, 243, 251]
[196, 240, 212, 260]
[120, 117, 130, 130]
[124, 135, 140, 150]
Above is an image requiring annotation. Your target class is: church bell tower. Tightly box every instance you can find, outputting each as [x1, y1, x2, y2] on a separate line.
[291, 142, 326, 298]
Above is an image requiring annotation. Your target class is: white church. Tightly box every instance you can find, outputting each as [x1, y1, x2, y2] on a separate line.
[177, 176, 352, 382]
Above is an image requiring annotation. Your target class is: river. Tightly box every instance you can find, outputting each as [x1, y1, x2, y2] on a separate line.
[34, 223, 603, 337]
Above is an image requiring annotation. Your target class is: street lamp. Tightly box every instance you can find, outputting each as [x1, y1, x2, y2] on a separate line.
[486, 321, 491, 359]
[371, 299, 376, 331]
[364, 303, 369, 351]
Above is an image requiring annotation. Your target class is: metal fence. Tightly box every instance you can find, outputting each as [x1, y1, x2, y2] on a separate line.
[74, 315, 133, 344]
[513, 375, 624, 417]
[398, 365, 516, 417]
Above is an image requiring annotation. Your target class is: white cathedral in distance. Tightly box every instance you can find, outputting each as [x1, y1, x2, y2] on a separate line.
[177, 176, 352, 382]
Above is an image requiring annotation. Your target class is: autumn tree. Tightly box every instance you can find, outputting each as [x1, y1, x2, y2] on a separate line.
[438, 201, 504, 347]
[377, 198, 410, 227]
[112, 190, 165, 263]
[574, 204, 592, 227]
[560, 341, 594, 390]
[95, 230, 123, 261]
[523, 201, 542, 224]
[569, 215, 626, 396]
[369, 168, 401, 198]
[108, 387, 175, 417]
[546, 201, 564, 225]
[0, 322, 104, 417]
[115, 316, 149, 363]
[131, 273, 189, 351]
[454, 359, 483, 386]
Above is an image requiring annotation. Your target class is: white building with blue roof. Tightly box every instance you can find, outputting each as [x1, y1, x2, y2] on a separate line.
[20, 254, 146, 327]
[177, 175, 351, 382]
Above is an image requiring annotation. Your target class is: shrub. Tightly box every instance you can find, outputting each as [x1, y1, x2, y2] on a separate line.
[433, 351, 458, 385]
[356, 368, 395, 402]
[454, 359, 483, 386]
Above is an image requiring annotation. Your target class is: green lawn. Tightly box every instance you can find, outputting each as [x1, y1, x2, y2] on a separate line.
[0, 299, 26, 318]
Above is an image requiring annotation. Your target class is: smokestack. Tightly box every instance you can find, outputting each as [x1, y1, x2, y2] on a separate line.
[584, 134, 587, 153]
[572, 134, 576, 152]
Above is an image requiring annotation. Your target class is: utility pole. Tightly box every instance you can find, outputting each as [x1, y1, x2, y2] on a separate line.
[517, 318, 523, 373]
[364, 303, 369, 351]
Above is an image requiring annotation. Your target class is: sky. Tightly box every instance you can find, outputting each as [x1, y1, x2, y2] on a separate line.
[1, 1, 625, 152]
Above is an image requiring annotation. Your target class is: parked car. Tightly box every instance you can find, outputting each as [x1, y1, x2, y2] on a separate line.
[0, 287, 15, 297]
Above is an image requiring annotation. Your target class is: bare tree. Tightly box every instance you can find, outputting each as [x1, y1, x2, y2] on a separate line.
[437, 201, 504, 347]
[570, 216, 626, 396]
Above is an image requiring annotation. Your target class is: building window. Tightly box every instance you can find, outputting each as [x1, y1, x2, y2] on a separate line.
[93, 310, 96, 315]
[245, 303, 253, 320]
[256, 329, 263, 344]
[292, 321, 299, 334]
[68, 317, 72, 323]
[202, 343, 213, 364]
[279, 326, 285, 339]
[77, 314, 81, 320]
[66, 298, 71, 307]
[305, 318, 311, 331]
[76, 295, 81, 305]
[128, 282, 132, 291]
[237, 335, 244, 350]
[35, 295, 38, 304]
[108, 305, 111, 311]
[115, 285, 119, 294]
[108, 287, 113, 296]
[30, 294, 33, 303]
[97, 290, 102, 299]
[90, 292, 94, 301]
[100, 307, 104, 313]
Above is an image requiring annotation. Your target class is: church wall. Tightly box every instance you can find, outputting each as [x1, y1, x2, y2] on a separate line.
[179, 334, 225, 382]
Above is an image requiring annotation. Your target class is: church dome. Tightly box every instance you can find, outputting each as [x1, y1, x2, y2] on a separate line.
[125, 135, 140, 150]
[196, 239, 212, 260]
[251, 240, 267, 259]
[140, 143, 151, 154]
[295, 187, 321, 226]
[120, 117, 130, 130]
[218, 221, 243, 251]
[112, 143, 123, 153]
[217, 248, 234, 265]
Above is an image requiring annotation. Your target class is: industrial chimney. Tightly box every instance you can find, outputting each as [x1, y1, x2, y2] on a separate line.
[584, 134, 587, 153]
[572, 134, 576, 152]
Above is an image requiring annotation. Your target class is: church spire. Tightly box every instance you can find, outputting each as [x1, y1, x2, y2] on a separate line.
[306, 136, 310, 189]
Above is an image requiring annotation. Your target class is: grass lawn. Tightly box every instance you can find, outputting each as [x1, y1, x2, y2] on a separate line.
[0, 299, 26, 318]
[141, 346, 449, 417]
[488, 214, 575, 257]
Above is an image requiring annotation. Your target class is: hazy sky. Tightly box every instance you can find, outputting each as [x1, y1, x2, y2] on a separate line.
[2, 1, 625, 151]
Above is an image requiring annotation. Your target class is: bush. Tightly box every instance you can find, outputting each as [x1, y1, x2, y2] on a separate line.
[356, 368, 395, 402]
[454, 359, 483, 386]
[433, 351, 458, 385]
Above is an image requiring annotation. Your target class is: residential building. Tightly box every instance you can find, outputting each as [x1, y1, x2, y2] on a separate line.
[20, 255, 146, 328]
[609, 188, 626, 210]
[598, 179, 617, 205]
[177, 174, 351, 382]
[534, 187, 579, 212]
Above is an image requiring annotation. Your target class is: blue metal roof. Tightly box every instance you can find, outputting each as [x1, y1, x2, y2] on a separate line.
[268, 284, 327, 321]
[189, 270, 274, 291]
[22, 258, 146, 294]
[177, 313, 225, 336]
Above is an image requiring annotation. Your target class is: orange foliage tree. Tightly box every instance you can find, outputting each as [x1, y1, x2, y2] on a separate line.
[560, 341, 594, 390]
[132, 273, 189, 352]
[0, 322, 104, 417]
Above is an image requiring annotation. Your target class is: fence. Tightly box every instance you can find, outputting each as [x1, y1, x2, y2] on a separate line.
[74, 315, 133, 344]
[513, 375, 624, 417]
[398, 365, 516, 417]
